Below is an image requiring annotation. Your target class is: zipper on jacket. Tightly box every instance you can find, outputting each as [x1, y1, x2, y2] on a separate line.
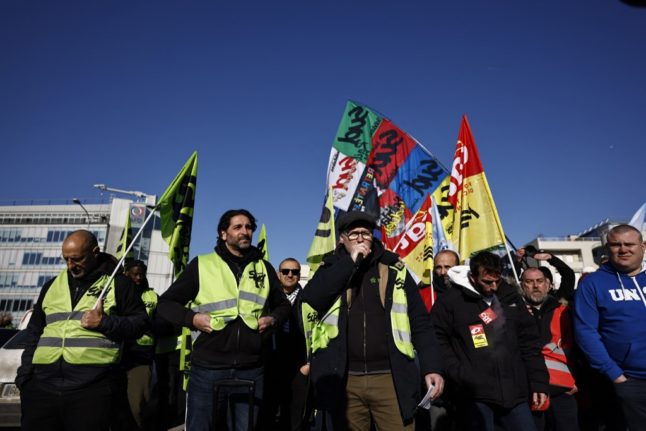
[234, 270, 242, 367]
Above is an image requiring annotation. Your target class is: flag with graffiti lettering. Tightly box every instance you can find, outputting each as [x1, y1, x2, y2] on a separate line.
[447, 116, 507, 261]
[257, 224, 269, 261]
[307, 186, 337, 276]
[158, 151, 198, 278]
[325, 101, 452, 280]
[115, 207, 134, 261]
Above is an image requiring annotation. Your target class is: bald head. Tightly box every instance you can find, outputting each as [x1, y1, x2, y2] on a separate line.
[62, 230, 100, 279]
[433, 250, 460, 285]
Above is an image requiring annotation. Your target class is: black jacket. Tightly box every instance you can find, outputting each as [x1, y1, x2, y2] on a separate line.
[525, 295, 580, 396]
[157, 242, 291, 369]
[272, 288, 308, 372]
[431, 269, 549, 409]
[302, 242, 443, 423]
[16, 253, 149, 391]
[121, 278, 157, 369]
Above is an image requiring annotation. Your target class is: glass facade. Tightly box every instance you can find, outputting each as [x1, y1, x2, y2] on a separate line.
[0, 198, 171, 326]
[0, 204, 110, 324]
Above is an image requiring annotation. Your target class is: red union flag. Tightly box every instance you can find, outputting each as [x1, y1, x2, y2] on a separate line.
[396, 194, 433, 283]
[448, 116, 507, 261]
[448, 119, 484, 208]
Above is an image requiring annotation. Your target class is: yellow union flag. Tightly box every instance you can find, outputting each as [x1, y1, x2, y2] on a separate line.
[115, 207, 134, 261]
[447, 116, 507, 261]
[257, 224, 269, 261]
[307, 187, 336, 276]
[158, 151, 198, 278]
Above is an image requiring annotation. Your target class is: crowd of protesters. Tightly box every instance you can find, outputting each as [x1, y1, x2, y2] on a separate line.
[15, 209, 646, 431]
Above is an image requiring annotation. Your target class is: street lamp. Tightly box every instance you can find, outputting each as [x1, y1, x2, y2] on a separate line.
[72, 198, 91, 229]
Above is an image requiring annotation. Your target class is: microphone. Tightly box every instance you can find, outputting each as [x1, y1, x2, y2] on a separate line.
[355, 253, 365, 266]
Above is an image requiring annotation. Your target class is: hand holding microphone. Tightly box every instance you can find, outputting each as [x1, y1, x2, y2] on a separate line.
[351, 243, 371, 264]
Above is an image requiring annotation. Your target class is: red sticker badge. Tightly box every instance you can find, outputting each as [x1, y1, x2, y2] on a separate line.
[479, 308, 498, 325]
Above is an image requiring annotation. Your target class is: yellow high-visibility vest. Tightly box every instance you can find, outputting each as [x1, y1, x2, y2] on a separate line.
[303, 262, 414, 359]
[136, 289, 158, 346]
[194, 252, 270, 331]
[33, 271, 120, 365]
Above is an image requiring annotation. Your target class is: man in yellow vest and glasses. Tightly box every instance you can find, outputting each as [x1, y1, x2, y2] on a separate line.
[16, 230, 149, 431]
[302, 211, 445, 431]
[158, 209, 291, 431]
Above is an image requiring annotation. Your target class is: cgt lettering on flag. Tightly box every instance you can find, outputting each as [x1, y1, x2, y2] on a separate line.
[448, 140, 468, 208]
[393, 221, 426, 256]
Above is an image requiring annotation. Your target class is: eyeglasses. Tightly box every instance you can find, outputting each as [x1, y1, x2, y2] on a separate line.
[344, 230, 373, 241]
[280, 269, 301, 276]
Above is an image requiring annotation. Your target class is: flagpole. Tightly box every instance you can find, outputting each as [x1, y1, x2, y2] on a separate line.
[94, 205, 158, 307]
[503, 242, 521, 286]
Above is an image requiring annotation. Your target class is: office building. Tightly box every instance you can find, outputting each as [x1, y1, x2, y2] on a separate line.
[0, 197, 173, 326]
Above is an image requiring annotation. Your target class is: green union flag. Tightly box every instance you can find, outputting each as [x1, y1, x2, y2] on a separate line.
[115, 207, 134, 261]
[158, 151, 198, 278]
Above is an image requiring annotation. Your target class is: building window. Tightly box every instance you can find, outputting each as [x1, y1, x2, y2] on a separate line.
[37, 275, 57, 287]
[22, 252, 43, 266]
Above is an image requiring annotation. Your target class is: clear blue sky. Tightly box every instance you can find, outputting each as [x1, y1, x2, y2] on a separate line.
[1, 1, 644, 269]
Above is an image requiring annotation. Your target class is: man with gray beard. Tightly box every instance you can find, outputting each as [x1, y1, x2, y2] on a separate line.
[521, 268, 579, 430]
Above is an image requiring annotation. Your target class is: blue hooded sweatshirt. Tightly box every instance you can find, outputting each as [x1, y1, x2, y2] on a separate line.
[573, 263, 646, 381]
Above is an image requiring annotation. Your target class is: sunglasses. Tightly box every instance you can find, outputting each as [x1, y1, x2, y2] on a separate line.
[280, 268, 301, 276]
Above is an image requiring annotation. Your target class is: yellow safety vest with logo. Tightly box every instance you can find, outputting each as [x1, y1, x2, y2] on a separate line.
[137, 289, 158, 346]
[33, 271, 120, 365]
[303, 261, 415, 359]
[194, 252, 270, 331]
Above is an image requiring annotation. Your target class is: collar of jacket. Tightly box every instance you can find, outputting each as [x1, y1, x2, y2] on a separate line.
[523, 294, 560, 313]
[215, 240, 263, 267]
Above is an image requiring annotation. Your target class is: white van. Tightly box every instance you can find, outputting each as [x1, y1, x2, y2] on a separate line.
[0, 309, 32, 428]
